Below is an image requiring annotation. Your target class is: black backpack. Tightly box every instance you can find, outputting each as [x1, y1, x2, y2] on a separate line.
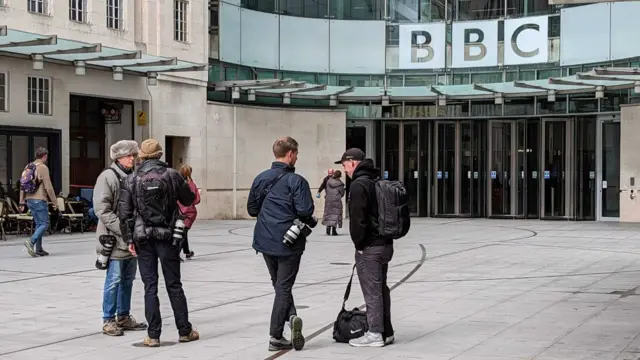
[136, 170, 172, 227]
[332, 265, 369, 343]
[374, 179, 411, 239]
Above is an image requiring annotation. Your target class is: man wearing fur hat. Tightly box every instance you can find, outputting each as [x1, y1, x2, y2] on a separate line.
[94, 140, 148, 336]
[118, 139, 198, 347]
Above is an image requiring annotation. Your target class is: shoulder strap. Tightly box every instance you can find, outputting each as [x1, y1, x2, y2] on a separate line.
[258, 170, 288, 211]
[341, 264, 357, 310]
[107, 168, 122, 180]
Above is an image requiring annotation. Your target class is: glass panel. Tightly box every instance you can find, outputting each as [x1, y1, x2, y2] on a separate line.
[569, 94, 598, 113]
[403, 124, 419, 214]
[0, 135, 7, 199]
[602, 122, 620, 218]
[490, 122, 511, 216]
[460, 122, 486, 216]
[543, 121, 566, 217]
[515, 119, 540, 218]
[33, 137, 48, 155]
[278, 0, 328, 18]
[575, 117, 596, 220]
[70, 140, 82, 158]
[87, 141, 101, 159]
[329, 0, 384, 20]
[506, 0, 554, 18]
[242, 0, 276, 13]
[383, 123, 400, 181]
[388, 75, 404, 87]
[11, 136, 29, 201]
[454, 0, 504, 21]
[460, 122, 471, 215]
[405, 75, 437, 86]
[436, 123, 455, 215]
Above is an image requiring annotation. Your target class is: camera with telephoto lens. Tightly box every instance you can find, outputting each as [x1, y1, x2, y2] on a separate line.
[96, 235, 116, 270]
[172, 215, 186, 247]
[283, 216, 318, 247]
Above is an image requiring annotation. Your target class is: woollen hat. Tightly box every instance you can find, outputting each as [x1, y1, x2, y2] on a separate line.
[138, 139, 163, 159]
[110, 140, 139, 161]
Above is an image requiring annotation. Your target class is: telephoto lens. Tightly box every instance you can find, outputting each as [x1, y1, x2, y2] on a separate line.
[96, 235, 116, 270]
[283, 219, 304, 247]
[172, 217, 186, 246]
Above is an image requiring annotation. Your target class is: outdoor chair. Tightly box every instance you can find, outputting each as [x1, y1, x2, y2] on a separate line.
[56, 197, 84, 234]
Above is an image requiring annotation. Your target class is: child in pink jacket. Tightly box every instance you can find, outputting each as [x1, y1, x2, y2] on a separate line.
[178, 165, 200, 261]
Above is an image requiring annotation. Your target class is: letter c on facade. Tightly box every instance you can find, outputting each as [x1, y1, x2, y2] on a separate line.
[511, 23, 540, 58]
[411, 30, 434, 63]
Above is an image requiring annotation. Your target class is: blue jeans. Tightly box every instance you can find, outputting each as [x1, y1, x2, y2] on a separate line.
[25, 199, 49, 252]
[102, 258, 138, 320]
[88, 208, 98, 224]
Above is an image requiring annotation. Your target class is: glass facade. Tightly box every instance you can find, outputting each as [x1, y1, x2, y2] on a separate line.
[240, 0, 562, 20]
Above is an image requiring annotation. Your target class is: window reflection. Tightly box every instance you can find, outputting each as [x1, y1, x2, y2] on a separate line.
[454, 0, 504, 21]
[388, 0, 447, 23]
[279, 0, 328, 18]
[329, 0, 384, 20]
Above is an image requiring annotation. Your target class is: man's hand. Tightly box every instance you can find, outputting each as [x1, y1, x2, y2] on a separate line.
[128, 243, 137, 256]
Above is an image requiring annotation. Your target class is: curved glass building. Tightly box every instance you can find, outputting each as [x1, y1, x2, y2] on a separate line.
[209, 0, 640, 221]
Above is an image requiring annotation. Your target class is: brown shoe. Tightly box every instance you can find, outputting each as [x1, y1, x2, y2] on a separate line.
[117, 315, 148, 331]
[102, 319, 124, 336]
[179, 329, 200, 343]
[143, 336, 160, 347]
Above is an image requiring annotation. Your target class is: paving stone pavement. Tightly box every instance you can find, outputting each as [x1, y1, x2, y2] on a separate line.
[2, 219, 640, 359]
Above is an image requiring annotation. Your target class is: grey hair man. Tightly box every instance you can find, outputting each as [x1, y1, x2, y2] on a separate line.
[94, 140, 147, 336]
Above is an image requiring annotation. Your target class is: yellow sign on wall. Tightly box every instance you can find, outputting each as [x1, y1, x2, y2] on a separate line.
[136, 110, 147, 126]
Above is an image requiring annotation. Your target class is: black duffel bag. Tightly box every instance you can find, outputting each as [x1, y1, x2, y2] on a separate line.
[332, 264, 369, 343]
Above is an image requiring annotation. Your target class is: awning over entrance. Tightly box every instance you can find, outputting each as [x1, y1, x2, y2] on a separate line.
[0, 26, 206, 84]
[212, 68, 640, 106]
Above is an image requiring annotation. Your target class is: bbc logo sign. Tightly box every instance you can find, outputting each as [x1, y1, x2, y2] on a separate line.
[398, 16, 549, 69]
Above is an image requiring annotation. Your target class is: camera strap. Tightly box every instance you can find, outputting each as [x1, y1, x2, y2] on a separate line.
[258, 170, 289, 211]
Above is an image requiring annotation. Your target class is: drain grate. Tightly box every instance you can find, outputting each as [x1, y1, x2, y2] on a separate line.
[132, 341, 177, 347]
[331, 262, 351, 266]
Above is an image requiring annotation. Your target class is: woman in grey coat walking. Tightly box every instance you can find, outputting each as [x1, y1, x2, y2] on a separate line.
[322, 170, 345, 236]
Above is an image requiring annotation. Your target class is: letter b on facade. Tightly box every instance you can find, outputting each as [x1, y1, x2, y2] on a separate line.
[411, 31, 434, 63]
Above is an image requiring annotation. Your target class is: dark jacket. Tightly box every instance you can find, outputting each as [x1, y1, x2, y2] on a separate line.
[247, 161, 315, 256]
[118, 159, 195, 244]
[348, 159, 393, 250]
[318, 175, 331, 194]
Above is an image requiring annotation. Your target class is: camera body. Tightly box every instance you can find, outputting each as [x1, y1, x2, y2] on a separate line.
[172, 216, 186, 247]
[283, 216, 318, 247]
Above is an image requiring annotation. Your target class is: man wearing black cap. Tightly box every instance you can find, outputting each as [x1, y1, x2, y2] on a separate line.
[335, 148, 395, 347]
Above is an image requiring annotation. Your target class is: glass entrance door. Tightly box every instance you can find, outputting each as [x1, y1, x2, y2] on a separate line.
[574, 117, 596, 220]
[599, 119, 621, 219]
[382, 122, 420, 216]
[542, 120, 567, 218]
[488, 121, 512, 216]
[515, 119, 540, 218]
[459, 121, 486, 217]
[434, 122, 456, 215]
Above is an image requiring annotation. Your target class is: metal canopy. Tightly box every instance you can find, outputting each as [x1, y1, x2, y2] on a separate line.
[211, 67, 640, 105]
[0, 26, 206, 75]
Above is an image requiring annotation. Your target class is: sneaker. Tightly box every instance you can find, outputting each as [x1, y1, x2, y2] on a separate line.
[349, 331, 384, 347]
[268, 336, 292, 351]
[143, 336, 160, 347]
[179, 329, 200, 343]
[289, 315, 305, 351]
[117, 315, 148, 331]
[384, 335, 395, 346]
[186, 251, 195, 260]
[102, 319, 124, 336]
[24, 240, 36, 257]
[36, 250, 49, 256]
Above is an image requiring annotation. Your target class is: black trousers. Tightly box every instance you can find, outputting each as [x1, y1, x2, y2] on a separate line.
[263, 253, 302, 339]
[137, 238, 192, 338]
[355, 244, 394, 337]
[181, 228, 191, 255]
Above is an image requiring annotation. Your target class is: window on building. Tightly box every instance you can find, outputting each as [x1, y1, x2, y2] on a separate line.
[27, 76, 51, 115]
[28, 0, 48, 14]
[106, 0, 124, 30]
[69, 0, 86, 23]
[0, 73, 6, 112]
[174, 0, 188, 42]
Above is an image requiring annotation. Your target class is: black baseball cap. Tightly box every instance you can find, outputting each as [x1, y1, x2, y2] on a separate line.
[334, 148, 366, 164]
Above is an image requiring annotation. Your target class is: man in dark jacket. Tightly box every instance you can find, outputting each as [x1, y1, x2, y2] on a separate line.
[118, 139, 199, 347]
[336, 148, 394, 348]
[247, 136, 315, 352]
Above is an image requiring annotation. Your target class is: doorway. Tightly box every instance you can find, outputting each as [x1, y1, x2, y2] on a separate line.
[515, 119, 540, 218]
[541, 119, 568, 219]
[574, 117, 596, 220]
[597, 115, 621, 220]
[0, 127, 61, 202]
[488, 121, 513, 217]
[346, 121, 375, 205]
[382, 122, 421, 216]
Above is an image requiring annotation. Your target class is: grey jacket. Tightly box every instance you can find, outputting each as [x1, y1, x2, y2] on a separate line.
[322, 177, 345, 228]
[94, 163, 132, 260]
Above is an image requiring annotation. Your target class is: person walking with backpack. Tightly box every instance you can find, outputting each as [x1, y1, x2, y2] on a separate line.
[20, 146, 58, 257]
[336, 148, 396, 347]
[94, 140, 147, 336]
[177, 165, 200, 261]
[118, 139, 199, 347]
